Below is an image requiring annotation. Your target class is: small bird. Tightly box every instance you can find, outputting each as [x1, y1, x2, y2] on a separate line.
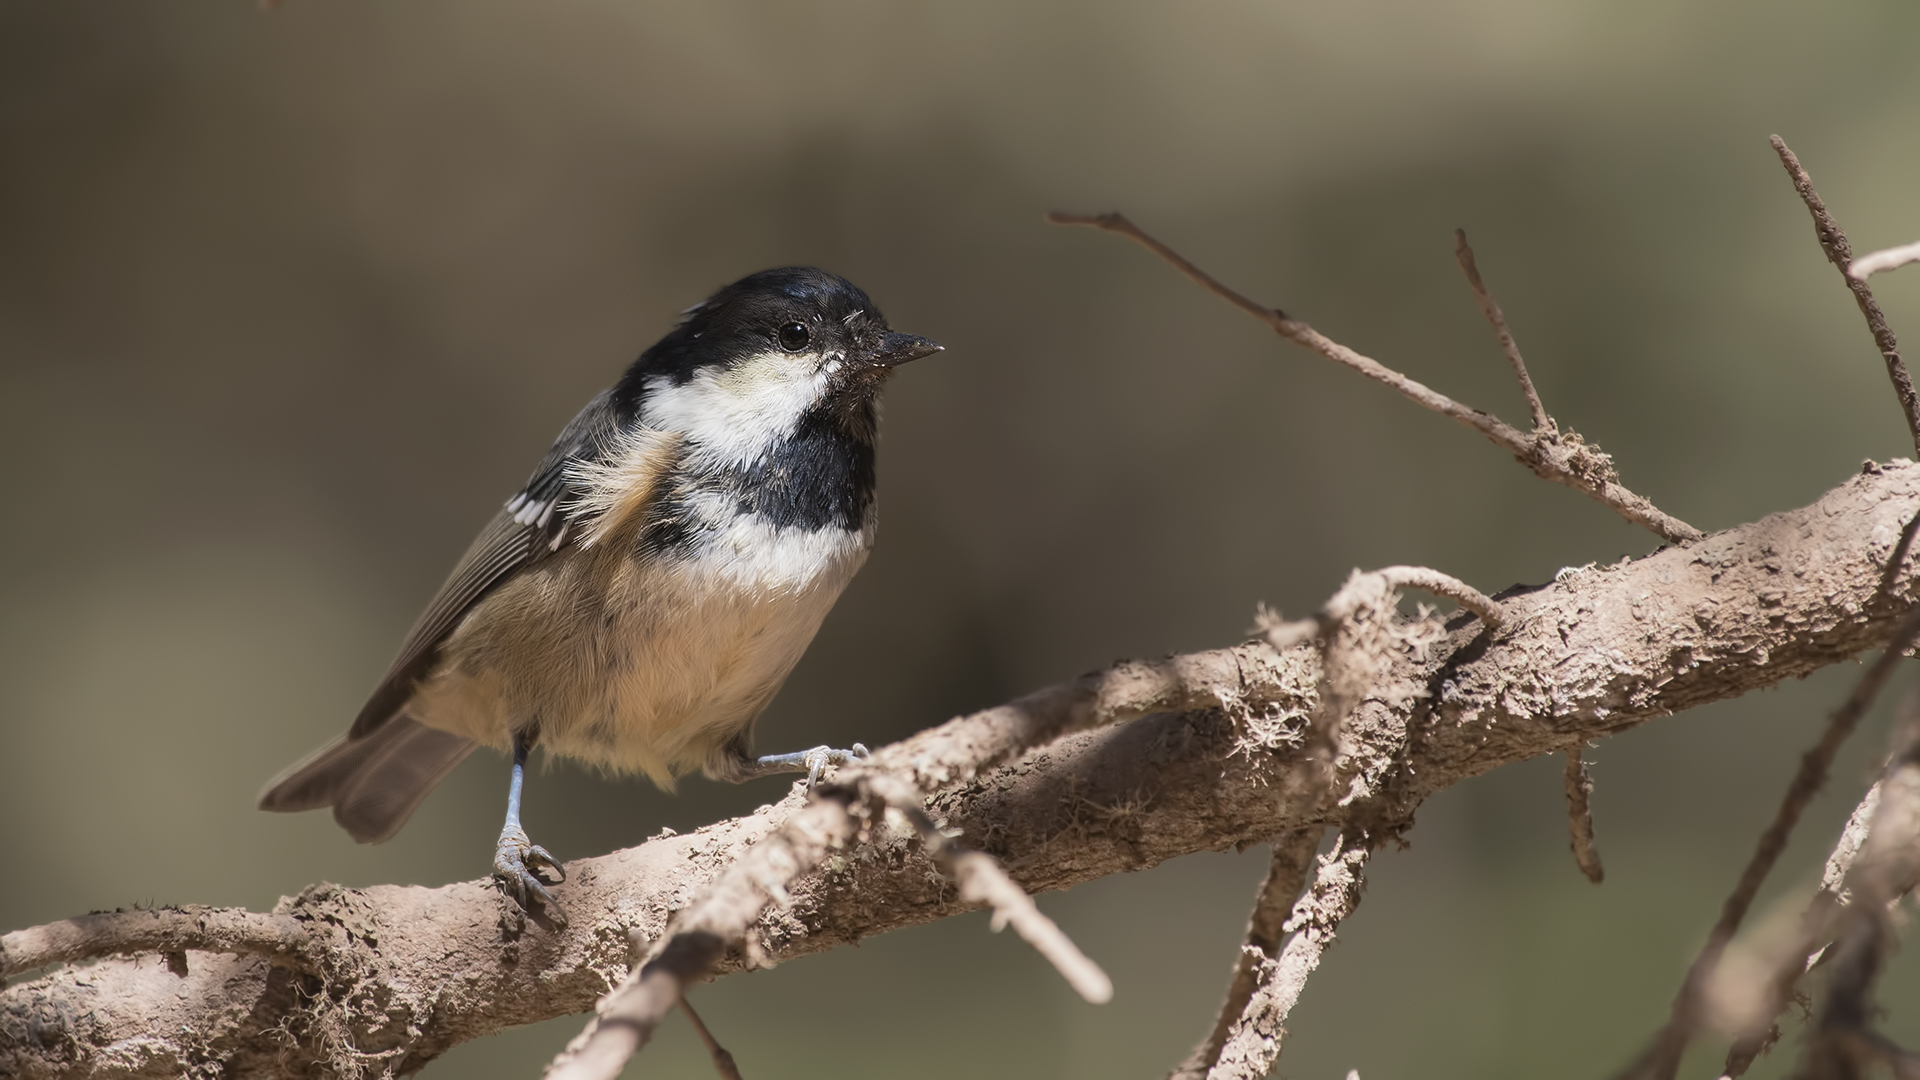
[259, 267, 941, 924]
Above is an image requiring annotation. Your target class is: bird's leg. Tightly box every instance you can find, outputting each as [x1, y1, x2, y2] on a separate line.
[739, 742, 871, 787]
[493, 729, 567, 925]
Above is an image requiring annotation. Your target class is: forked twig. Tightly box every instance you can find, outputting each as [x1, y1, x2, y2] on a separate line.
[1455, 228, 1551, 433]
[1168, 828, 1327, 1080]
[1616, 605, 1920, 1080]
[1048, 211, 1703, 545]
[1771, 136, 1920, 460]
[1202, 831, 1373, 1080]
[1563, 750, 1605, 884]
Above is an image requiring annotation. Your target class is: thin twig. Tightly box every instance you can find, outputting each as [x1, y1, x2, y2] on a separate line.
[1850, 239, 1920, 282]
[1771, 136, 1920, 461]
[1617, 605, 1920, 1080]
[1802, 725, 1920, 1078]
[1261, 564, 1503, 653]
[891, 795, 1113, 1003]
[1204, 831, 1373, 1080]
[1563, 750, 1605, 884]
[1454, 229, 1551, 433]
[1168, 828, 1326, 1080]
[678, 996, 745, 1080]
[1718, 782, 1880, 1078]
[1050, 211, 1701, 545]
[1375, 565, 1505, 629]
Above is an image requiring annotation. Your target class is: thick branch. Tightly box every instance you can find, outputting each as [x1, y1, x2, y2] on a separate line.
[7, 462, 1920, 1079]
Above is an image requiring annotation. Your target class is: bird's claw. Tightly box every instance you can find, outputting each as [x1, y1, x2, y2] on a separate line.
[494, 824, 567, 926]
[803, 742, 870, 787]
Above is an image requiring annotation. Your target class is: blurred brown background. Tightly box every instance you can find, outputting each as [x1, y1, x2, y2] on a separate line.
[6, 2, 1920, 1077]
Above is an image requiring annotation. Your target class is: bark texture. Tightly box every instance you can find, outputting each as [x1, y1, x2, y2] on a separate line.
[6, 460, 1920, 1079]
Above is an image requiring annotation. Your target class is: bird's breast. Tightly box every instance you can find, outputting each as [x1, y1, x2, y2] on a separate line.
[411, 509, 872, 787]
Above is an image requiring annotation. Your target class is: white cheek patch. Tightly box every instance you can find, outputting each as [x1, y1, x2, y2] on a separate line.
[640, 351, 828, 467]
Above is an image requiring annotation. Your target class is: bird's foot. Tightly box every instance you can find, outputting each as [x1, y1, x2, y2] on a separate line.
[493, 824, 567, 926]
[753, 743, 870, 787]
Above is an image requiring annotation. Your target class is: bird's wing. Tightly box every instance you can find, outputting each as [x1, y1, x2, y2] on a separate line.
[348, 389, 630, 737]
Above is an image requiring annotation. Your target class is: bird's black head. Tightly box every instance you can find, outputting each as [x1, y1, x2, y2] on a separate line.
[625, 267, 939, 396]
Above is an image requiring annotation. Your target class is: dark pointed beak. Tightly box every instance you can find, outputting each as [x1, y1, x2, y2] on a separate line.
[871, 332, 943, 367]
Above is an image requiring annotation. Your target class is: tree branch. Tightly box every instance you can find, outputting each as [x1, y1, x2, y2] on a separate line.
[1046, 211, 1704, 545]
[1770, 136, 1920, 460]
[7, 462, 1920, 1078]
[1205, 831, 1373, 1080]
[1618, 606, 1920, 1080]
[1455, 228, 1551, 433]
[1168, 828, 1326, 1080]
[1851, 239, 1920, 282]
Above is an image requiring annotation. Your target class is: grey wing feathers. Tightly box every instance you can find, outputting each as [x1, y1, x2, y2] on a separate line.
[259, 390, 626, 837]
[348, 390, 625, 738]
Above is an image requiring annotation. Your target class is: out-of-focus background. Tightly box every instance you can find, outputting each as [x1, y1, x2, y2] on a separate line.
[6, 2, 1920, 1076]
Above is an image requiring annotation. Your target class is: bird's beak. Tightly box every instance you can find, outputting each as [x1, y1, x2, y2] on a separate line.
[871, 332, 943, 367]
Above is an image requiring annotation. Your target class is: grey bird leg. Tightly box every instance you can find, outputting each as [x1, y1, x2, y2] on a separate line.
[741, 743, 871, 787]
[493, 730, 567, 925]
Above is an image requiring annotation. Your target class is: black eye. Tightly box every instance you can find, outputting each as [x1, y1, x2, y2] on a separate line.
[776, 322, 811, 352]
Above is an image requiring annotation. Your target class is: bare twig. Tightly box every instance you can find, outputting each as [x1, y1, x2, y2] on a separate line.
[1204, 831, 1373, 1080]
[1717, 782, 1879, 1078]
[1563, 750, 1605, 884]
[1454, 228, 1551, 432]
[1169, 828, 1327, 1080]
[891, 795, 1113, 1003]
[1771, 136, 1920, 460]
[1850, 239, 1920, 282]
[678, 996, 745, 1080]
[1802, 724, 1920, 1078]
[1261, 564, 1503, 652]
[1048, 210, 1703, 545]
[0, 905, 311, 979]
[1618, 605, 1920, 1080]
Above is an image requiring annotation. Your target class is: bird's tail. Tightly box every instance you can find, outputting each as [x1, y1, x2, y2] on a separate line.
[258, 717, 477, 844]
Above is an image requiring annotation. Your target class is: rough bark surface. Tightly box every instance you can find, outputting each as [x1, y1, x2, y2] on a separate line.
[6, 460, 1920, 1079]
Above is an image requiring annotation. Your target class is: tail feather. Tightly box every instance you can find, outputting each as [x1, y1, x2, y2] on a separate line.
[258, 718, 477, 844]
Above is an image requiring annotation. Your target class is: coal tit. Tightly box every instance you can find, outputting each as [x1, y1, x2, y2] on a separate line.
[259, 267, 941, 924]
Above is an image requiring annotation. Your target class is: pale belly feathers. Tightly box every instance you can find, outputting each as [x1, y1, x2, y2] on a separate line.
[408, 506, 871, 787]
